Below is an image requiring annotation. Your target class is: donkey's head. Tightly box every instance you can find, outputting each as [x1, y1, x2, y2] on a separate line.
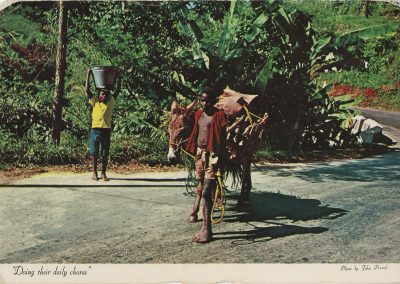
[167, 100, 195, 163]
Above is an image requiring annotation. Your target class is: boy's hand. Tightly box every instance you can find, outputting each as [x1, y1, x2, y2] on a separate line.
[210, 153, 219, 168]
[85, 68, 92, 80]
[85, 68, 93, 97]
[112, 71, 122, 98]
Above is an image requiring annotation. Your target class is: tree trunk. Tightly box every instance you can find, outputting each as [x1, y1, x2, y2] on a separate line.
[52, 1, 68, 144]
[364, 0, 370, 18]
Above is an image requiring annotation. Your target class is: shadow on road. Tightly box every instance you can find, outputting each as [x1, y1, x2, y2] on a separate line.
[217, 191, 346, 244]
[259, 152, 400, 183]
[110, 177, 186, 182]
[0, 184, 186, 188]
[213, 222, 328, 245]
[227, 191, 347, 222]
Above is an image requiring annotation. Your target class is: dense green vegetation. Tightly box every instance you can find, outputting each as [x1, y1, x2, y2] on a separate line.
[284, 0, 400, 110]
[0, 1, 398, 169]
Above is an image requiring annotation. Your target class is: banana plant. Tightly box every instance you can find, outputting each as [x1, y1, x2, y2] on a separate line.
[302, 85, 362, 148]
[177, 0, 272, 91]
[177, 0, 396, 150]
[310, 24, 397, 77]
[245, 1, 396, 149]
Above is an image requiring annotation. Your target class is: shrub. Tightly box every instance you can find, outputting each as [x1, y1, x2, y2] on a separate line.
[109, 134, 169, 166]
[0, 130, 86, 167]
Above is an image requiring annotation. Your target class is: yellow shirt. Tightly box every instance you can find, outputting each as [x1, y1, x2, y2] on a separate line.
[89, 96, 116, 128]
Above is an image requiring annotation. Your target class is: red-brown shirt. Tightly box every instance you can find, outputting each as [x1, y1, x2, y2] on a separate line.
[186, 108, 228, 156]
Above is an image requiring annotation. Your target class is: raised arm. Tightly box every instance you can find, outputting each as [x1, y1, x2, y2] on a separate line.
[112, 70, 122, 98]
[85, 68, 93, 99]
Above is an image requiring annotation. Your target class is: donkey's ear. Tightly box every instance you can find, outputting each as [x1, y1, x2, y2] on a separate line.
[185, 101, 195, 114]
[171, 100, 180, 114]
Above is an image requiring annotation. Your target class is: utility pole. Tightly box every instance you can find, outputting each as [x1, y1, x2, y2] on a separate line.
[52, 1, 68, 144]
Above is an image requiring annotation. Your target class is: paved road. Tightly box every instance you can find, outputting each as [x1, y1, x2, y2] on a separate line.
[1, 151, 399, 264]
[354, 107, 400, 129]
[354, 107, 400, 144]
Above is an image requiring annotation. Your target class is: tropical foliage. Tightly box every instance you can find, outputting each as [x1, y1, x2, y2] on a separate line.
[0, 0, 398, 168]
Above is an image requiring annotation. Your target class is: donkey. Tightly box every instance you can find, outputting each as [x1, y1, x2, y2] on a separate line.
[167, 100, 254, 222]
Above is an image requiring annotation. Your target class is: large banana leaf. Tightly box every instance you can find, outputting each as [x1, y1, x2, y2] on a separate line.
[310, 36, 332, 63]
[217, 0, 240, 59]
[255, 47, 280, 93]
[273, 7, 292, 44]
[178, 7, 209, 67]
[310, 24, 397, 74]
[332, 24, 397, 48]
[312, 24, 396, 61]
[244, 11, 270, 43]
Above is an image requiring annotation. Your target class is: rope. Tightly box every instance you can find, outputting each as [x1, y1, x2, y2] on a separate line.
[242, 104, 254, 126]
[211, 169, 225, 224]
[242, 104, 265, 124]
[169, 137, 195, 160]
[180, 146, 196, 160]
[178, 145, 225, 223]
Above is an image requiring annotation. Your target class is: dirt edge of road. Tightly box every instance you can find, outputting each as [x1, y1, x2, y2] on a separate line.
[1, 144, 395, 185]
[0, 162, 185, 185]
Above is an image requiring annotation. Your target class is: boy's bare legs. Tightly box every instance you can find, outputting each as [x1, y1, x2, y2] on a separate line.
[194, 178, 214, 243]
[189, 181, 203, 222]
[91, 156, 98, 180]
[101, 156, 109, 181]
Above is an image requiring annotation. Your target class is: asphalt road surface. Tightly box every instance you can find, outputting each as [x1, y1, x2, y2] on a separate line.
[1, 151, 399, 264]
[354, 107, 400, 144]
[354, 107, 400, 129]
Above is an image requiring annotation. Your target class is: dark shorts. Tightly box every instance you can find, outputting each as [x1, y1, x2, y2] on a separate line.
[90, 128, 111, 158]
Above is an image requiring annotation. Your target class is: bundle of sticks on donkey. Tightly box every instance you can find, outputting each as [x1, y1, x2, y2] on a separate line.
[167, 86, 268, 243]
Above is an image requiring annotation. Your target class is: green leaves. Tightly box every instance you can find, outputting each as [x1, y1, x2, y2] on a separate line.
[255, 47, 280, 94]
[311, 24, 397, 75]
[244, 12, 270, 43]
[217, 0, 240, 58]
[311, 36, 332, 64]
[332, 24, 397, 48]
[2, 0, 397, 161]
[178, 7, 209, 68]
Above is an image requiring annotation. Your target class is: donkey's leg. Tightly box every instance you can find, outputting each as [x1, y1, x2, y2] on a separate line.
[189, 181, 203, 222]
[238, 157, 252, 206]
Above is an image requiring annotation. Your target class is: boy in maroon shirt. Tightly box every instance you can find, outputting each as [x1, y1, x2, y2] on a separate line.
[186, 87, 228, 243]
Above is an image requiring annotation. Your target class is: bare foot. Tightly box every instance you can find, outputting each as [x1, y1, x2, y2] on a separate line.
[101, 173, 110, 181]
[194, 229, 212, 243]
[91, 174, 98, 181]
[189, 215, 198, 223]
